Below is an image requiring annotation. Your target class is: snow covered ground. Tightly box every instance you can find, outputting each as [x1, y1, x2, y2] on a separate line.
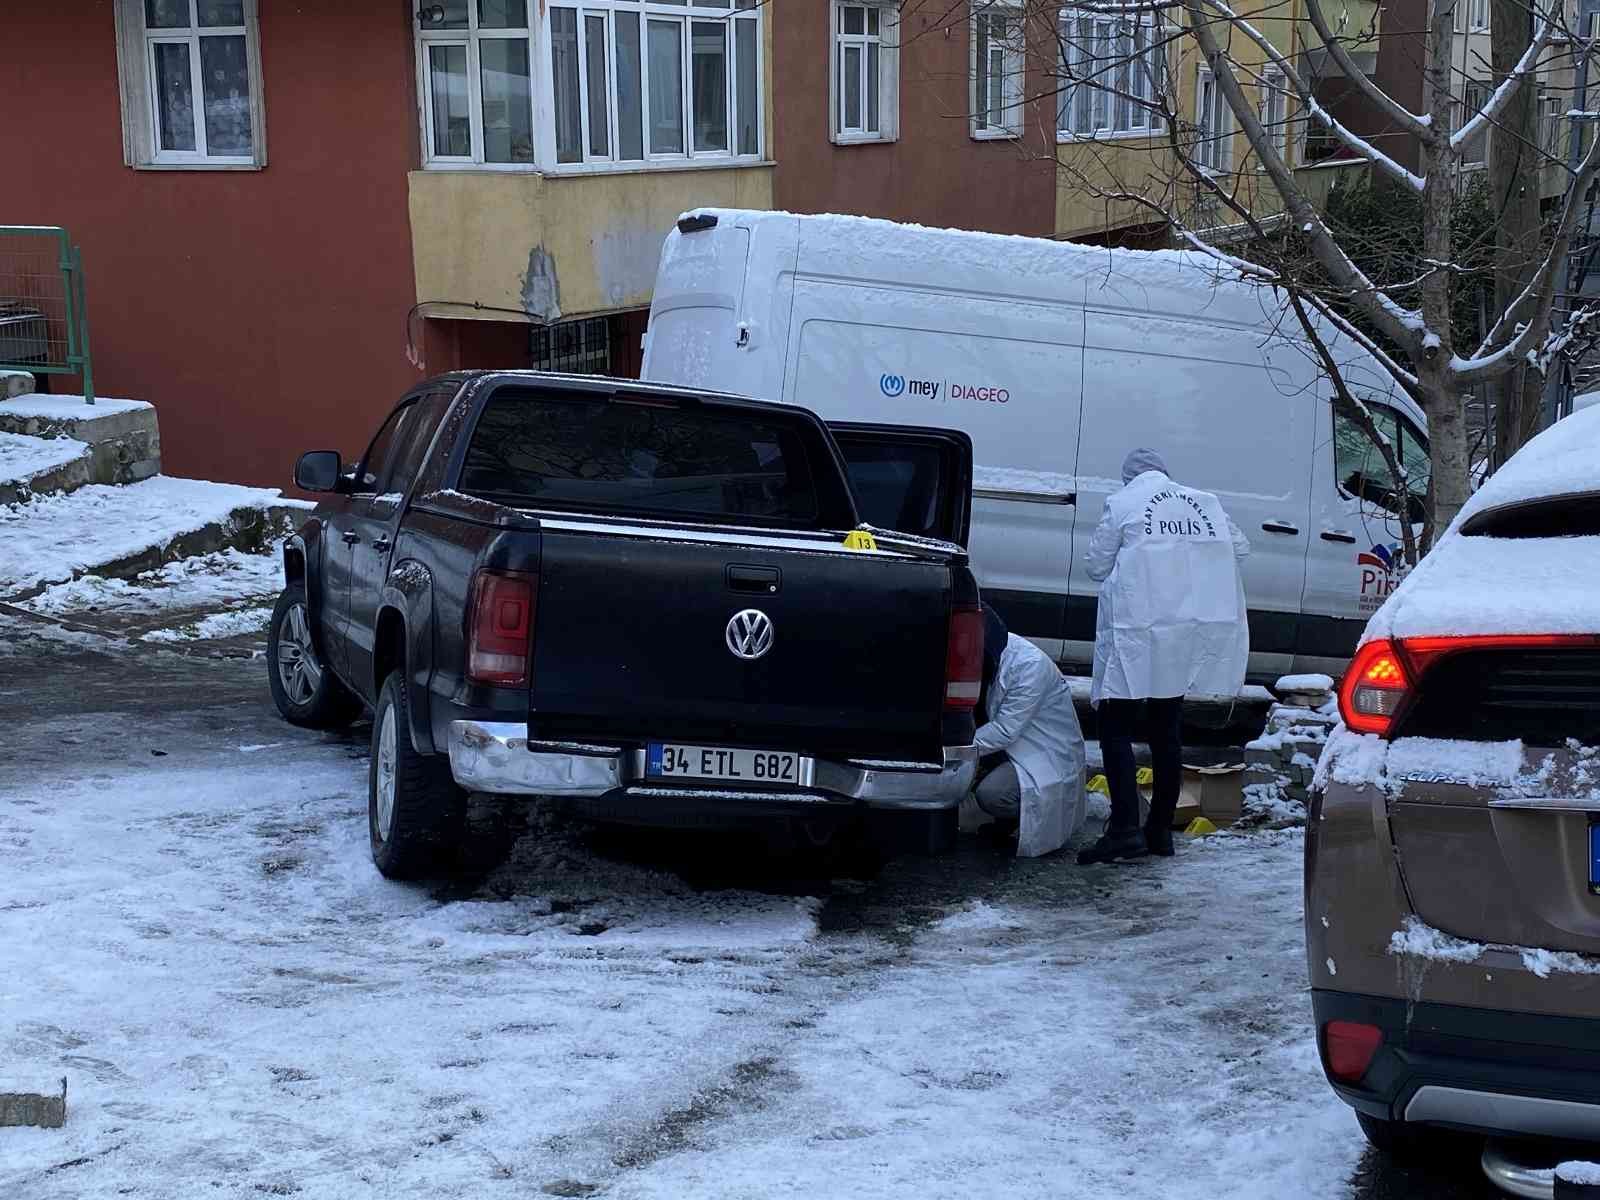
[0, 475, 301, 596]
[0, 621, 1367, 1200]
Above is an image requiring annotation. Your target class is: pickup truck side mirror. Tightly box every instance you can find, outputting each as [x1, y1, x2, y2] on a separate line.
[294, 450, 344, 493]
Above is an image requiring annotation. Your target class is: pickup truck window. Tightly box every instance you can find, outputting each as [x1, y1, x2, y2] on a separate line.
[459, 392, 829, 527]
[385, 393, 455, 497]
[355, 404, 412, 493]
[833, 437, 952, 541]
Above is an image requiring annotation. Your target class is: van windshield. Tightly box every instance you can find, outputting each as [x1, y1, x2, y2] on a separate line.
[459, 391, 832, 528]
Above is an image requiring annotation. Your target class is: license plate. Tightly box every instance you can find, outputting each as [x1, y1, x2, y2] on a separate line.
[646, 743, 804, 785]
[1591, 822, 1600, 897]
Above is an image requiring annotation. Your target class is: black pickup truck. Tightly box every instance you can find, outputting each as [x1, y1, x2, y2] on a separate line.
[267, 371, 982, 878]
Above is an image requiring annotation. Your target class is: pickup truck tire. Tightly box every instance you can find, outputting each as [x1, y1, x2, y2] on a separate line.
[369, 670, 466, 879]
[268, 585, 361, 729]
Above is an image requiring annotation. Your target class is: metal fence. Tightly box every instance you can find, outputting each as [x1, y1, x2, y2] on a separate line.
[0, 226, 94, 404]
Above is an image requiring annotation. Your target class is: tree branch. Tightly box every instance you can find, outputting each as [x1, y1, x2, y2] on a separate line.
[1302, 0, 1434, 140]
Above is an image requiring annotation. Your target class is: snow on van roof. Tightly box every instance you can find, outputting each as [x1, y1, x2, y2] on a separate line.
[671, 209, 1407, 401]
[684, 206, 1258, 279]
[1359, 406, 1600, 644]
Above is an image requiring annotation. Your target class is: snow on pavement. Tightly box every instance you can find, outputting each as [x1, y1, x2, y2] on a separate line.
[0, 475, 298, 595]
[20, 547, 283, 618]
[0, 634, 1362, 1199]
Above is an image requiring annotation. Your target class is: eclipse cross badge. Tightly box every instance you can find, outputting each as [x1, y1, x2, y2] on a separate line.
[725, 609, 774, 660]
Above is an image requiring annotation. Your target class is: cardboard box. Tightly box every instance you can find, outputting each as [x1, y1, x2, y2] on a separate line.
[1180, 764, 1245, 826]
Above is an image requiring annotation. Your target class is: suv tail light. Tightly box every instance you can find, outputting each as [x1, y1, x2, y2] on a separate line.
[1322, 1020, 1383, 1083]
[945, 603, 983, 711]
[1339, 634, 1600, 738]
[467, 570, 536, 687]
[1339, 639, 1412, 735]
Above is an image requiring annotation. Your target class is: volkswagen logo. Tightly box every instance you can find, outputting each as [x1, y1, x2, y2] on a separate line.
[880, 373, 906, 398]
[725, 609, 774, 660]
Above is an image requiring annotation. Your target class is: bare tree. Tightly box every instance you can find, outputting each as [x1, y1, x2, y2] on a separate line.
[901, 0, 1600, 559]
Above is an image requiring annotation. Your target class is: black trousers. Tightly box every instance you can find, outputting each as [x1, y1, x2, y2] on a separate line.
[1098, 697, 1184, 835]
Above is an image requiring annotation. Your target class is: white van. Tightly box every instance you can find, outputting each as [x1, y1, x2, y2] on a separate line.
[641, 209, 1429, 682]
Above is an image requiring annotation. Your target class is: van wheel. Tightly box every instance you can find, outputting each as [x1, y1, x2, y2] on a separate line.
[268, 584, 361, 729]
[369, 671, 465, 880]
[1355, 1113, 1463, 1164]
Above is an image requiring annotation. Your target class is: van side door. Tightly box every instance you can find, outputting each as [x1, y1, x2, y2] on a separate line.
[1069, 313, 1316, 681]
[1300, 394, 1431, 671]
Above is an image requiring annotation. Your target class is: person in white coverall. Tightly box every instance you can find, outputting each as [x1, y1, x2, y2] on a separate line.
[971, 604, 1088, 858]
[1077, 448, 1250, 866]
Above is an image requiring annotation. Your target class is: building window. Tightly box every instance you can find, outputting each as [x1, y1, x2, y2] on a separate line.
[114, 0, 266, 168]
[417, 0, 764, 171]
[1460, 80, 1489, 166]
[1540, 85, 1563, 157]
[1056, 10, 1165, 140]
[972, 3, 1024, 139]
[1194, 67, 1234, 173]
[1469, 0, 1489, 30]
[1258, 67, 1288, 163]
[832, 3, 899, 142]
[532, 316, 613, 373]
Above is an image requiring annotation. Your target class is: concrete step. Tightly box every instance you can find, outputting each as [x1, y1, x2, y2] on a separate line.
[0, 473, 310, 600]
[0, 392, 161, 488]
[0, 431, 94, 503]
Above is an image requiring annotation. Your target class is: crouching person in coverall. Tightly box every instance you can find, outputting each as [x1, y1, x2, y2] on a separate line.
[1077, 448, 1250, 866]
[971, 604, 1088, 857]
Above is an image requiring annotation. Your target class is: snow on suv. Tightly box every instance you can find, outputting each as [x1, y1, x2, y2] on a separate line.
[1306, 406, 1600, 1188]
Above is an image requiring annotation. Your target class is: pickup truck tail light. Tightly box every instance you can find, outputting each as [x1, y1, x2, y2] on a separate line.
[944, 603, 983, 711]
[467, 570, 536, 687]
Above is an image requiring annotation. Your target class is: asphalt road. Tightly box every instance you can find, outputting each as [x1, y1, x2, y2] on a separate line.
[0, 614, 1509, 1199]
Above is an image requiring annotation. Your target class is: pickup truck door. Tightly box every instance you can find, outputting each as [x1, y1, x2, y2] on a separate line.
[825, 423, 973, 545]
[344, 390, 454, 700]
[319, 403, 414, 683]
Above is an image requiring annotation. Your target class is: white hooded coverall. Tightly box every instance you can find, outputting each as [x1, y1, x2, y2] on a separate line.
[974, 633, 1088, 857]
[1086, 468, 1251, 706]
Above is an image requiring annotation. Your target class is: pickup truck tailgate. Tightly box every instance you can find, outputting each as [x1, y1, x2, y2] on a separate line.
[530, 526, 952, 761]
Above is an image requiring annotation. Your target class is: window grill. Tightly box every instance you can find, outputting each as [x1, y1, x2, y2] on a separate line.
[531, 316, 612, 374]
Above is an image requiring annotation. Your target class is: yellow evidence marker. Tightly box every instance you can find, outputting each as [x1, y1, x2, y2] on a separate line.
[842, 529, 879, 551]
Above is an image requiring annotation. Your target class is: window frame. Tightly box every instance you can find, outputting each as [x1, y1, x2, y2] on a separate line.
[415, 0, 766, 174]
[831, 2, 901, 144]
[1194, 65, 1235, 174]
[1333, 403, 1432, 522]
[1469, 0, 1490, 31]
[113, 0, 267, 170]
[1460, 79, 1490, 167]
[1056, 9, 1167, 142]
[1258, 66, 1289, 164]
[971, 1, 1026, 141]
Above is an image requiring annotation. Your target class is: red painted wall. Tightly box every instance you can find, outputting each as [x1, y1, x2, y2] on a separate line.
[5, 1, 426, 486]
[772, 6, 1057, 235]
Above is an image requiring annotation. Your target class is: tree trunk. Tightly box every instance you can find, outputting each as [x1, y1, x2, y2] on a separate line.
[1489, 0, 1545, 468]
[1420, 0, 1470, 538]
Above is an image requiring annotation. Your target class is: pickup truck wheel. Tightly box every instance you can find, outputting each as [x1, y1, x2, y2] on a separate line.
[268, 585, 360, 728]
[369, 670, 465, 880]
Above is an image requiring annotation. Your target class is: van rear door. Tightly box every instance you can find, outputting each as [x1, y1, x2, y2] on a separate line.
[827, 422, 973, 546]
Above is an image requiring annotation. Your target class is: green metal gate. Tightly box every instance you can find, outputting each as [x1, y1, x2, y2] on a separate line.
[0, 225, 95, 405]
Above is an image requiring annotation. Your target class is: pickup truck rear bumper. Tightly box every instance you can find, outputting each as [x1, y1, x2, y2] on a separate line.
[446, 720, 977, 811]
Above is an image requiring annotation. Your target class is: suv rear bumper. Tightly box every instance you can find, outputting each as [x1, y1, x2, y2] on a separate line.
[446, 720, 977, 811]
[1313, 990, 1600, 1140]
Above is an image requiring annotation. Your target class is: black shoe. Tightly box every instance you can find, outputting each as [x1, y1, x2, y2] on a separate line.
[1143, 820, 1175, 858]
[1076, 828, 1149, 866]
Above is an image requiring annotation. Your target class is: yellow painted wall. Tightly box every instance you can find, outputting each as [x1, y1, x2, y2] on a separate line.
[408, 166, 774, 322]
[1053, 3, 1318, 242]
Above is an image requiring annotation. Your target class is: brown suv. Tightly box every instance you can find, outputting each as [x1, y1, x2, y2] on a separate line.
[1306, 410, 1600, 1188]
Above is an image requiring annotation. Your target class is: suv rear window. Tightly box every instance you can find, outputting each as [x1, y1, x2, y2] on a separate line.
[459, 391, 832, 527]
[1460, 492, 1600, 538]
